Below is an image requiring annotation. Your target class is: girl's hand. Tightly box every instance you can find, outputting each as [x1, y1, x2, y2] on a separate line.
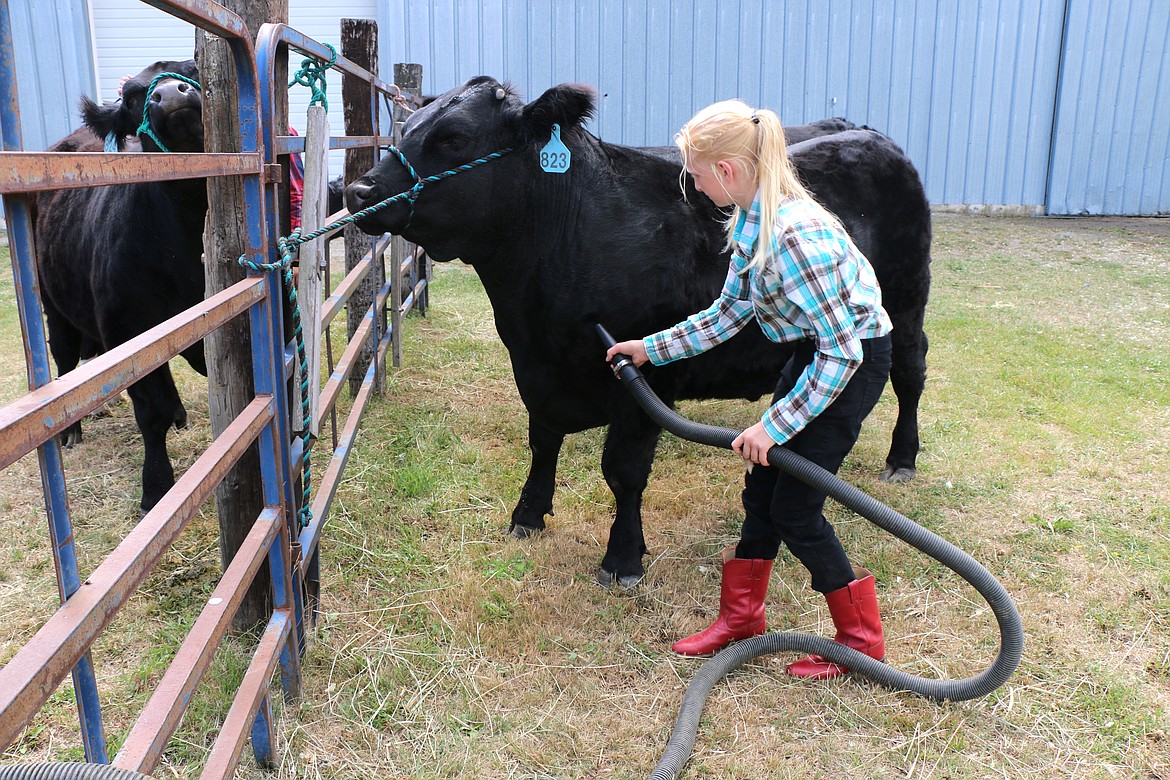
[732, 421, 779, 467]
[605, 339, 649, 367]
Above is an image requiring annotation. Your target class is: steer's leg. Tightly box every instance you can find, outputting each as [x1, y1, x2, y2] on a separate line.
[597, 403, 662, 588]
[44, 305, 85, 447]
[882, 315, 927, 483]
[508, 418, 565, 538]
[169, 340, 206, 432]
[127, 365, 184, 513]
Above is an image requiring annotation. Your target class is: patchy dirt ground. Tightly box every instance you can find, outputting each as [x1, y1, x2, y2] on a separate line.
[1, 213, 1168, 778]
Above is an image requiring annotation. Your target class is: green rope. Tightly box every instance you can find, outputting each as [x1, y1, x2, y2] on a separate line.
[238, 237, 315, 529]
[238, 145, 513, 529]
[136, 72, 202, 152]
[289, 43, 338, 110]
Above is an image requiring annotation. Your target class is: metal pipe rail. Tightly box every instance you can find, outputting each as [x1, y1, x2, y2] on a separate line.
[0, 0, 297, 776]
[1, 6, 430, 777]
[254, 22, 430, 627]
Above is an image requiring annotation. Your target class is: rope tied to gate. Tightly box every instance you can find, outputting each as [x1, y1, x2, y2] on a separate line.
[238, 238, 315, 529]
[136, 72, 202, 152]
[271, 145, 513, 251]
[237, 143, 512, 529]
[289, 43, 338, 111]
[383, 84, 418, 116]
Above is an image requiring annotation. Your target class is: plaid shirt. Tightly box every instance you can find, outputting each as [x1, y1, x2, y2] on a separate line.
[644, 195, 892, 445]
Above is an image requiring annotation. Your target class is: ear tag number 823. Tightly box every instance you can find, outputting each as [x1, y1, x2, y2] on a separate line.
[540, 124, 571, 174]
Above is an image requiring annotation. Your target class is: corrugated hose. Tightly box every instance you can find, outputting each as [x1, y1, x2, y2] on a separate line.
[593, 324, 1023, 780]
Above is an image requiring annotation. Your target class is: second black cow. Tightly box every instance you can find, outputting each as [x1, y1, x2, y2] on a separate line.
[347, 78, 932, 586]
[36, 59, 205, 512]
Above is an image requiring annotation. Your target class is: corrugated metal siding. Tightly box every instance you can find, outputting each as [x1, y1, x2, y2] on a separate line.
[7, 0, 1167, 215]
[282, 1, 379, 177]
[1048, 0, 1170, 216]
[1, 0, 96, 151]
[379, 0, 1078, 212]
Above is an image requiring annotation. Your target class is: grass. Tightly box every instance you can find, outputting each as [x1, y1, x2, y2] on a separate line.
[2, 213, 1169, 778]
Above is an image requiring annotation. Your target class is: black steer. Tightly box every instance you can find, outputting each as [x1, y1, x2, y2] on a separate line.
[346, 77, 931, 586]
[782, 116, 858, 144]
[36, 59, 206, 512]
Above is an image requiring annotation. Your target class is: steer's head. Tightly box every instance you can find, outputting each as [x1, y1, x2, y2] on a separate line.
[345, 76, 595, 259]
[82, 59, 202, 153]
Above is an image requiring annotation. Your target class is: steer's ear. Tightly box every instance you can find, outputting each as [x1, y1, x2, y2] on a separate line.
[520, 83, 597, 139]
[80, 97, 134, 152]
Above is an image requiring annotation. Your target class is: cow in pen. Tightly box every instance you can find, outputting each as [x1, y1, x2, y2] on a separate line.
[346, 77, 931, 586]
[35, 59, 206, 513]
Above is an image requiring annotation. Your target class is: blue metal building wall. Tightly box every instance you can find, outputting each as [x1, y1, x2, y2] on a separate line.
[0, 0, 96, 152]
[1047, 0, 1170, 216]
[378, 0, 1168, 216]
[2, 1, 1165, 215]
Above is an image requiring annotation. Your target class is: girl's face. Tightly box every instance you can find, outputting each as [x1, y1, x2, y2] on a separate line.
[686, 158, 756, 210]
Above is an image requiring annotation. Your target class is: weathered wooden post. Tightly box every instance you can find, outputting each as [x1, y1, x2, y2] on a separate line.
[341, 18, 384, 396]
[196, 0, 288, 630]
[296, 105, 328, 439]
[391, 63, 422, 365]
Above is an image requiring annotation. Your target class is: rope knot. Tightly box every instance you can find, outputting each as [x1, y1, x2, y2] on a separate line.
[289, 43, 338, 111]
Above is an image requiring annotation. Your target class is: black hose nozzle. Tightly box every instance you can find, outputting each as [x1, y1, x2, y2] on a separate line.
[595, 323, 644, 384]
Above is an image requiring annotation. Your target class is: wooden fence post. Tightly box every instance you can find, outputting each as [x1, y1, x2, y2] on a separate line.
[341, 18, 382, 397]
[296, 106, 328, 438]
[197, 0, 288, 630]
[391, 63, 422, 366]
[395, 64, 428, 320]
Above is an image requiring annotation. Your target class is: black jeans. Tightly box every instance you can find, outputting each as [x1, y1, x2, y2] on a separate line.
[735, 335, 892, 594]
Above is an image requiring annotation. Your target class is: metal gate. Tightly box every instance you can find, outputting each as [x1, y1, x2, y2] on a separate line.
[0, 1, 412, 776]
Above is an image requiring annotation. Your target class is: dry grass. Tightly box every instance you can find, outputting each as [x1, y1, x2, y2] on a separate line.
[2, 213, 1169, 778]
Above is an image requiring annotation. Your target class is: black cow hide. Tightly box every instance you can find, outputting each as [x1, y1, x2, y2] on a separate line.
[36, 59, 206, 512]
[347, 77, 931, 586]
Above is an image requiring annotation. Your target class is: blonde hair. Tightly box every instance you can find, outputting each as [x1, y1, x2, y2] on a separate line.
[675, 99, 834, 269]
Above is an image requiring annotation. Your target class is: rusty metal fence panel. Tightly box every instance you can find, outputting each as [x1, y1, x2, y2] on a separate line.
[0, 1, 420, 777]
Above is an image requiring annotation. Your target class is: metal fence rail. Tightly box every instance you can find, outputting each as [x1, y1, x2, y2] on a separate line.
[0, 1, 418, 777]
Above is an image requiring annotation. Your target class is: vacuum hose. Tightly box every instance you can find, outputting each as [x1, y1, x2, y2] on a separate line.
[0, 765, 151, 780]
[593, 325, 1023, 780]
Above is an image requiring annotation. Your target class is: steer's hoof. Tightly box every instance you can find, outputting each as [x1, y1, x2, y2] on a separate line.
[508, 523, 542, 540]
[879, 466, 916, 484]
[596, 567, 643, 589]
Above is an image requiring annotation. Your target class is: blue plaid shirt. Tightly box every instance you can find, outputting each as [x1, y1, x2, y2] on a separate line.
[644, 195, 892, 444]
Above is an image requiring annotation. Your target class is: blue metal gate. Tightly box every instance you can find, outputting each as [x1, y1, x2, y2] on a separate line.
[0, 1, 413, 776]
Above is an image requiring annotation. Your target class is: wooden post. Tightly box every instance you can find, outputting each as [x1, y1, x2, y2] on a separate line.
[391, 63, 422, 366]
[341, 19, 382, 397]
[196, 0, 288, 630]
[296, 106, 328, 438]
[395, 61, 428, 320]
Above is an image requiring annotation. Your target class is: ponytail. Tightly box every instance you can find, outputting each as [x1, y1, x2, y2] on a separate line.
[677, 100, 841, 270]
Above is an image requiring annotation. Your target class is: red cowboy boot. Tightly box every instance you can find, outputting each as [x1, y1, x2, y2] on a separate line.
[787, 567, 885, 679]
[672, 548, 772, 656]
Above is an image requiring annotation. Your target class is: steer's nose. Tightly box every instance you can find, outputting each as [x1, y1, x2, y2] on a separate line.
[345, 179, 378, 212]
[345, 177, 406, 236]
[151, 79, 196, 112]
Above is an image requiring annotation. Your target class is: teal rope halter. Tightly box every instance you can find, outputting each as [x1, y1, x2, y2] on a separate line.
[289, 43, 338, 111]
[238, 241, 316, 529]
[240, 143, 513, 528]
[136, 72, 202, 152]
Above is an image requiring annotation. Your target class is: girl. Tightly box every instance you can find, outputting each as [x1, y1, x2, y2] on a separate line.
[605, 100, 893, 679]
